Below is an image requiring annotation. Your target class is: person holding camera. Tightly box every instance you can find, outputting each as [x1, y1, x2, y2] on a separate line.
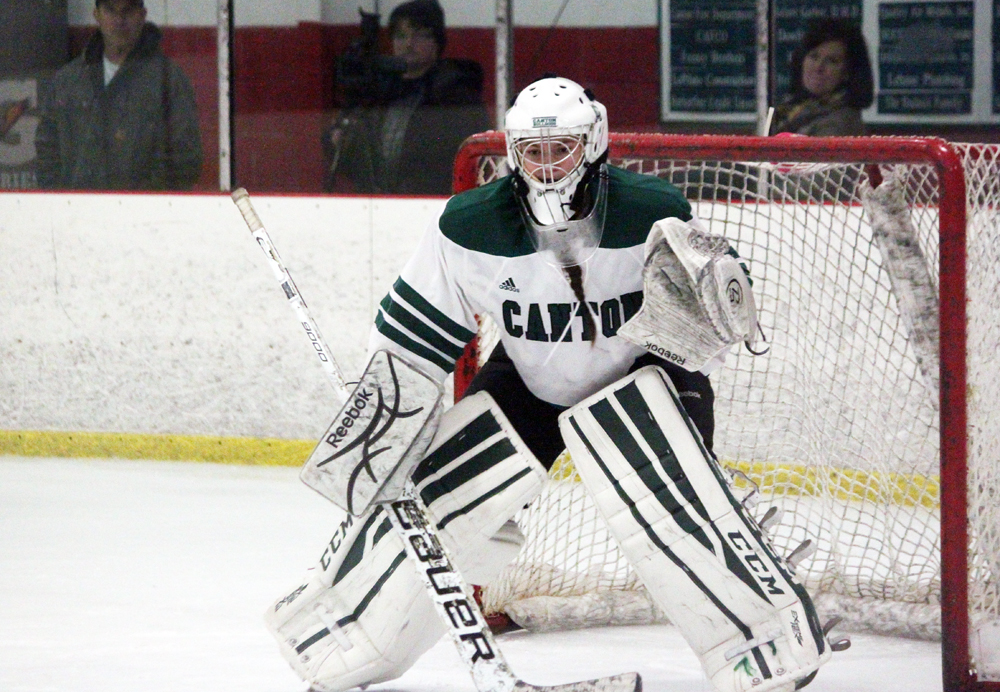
[324, 0, 489, 195]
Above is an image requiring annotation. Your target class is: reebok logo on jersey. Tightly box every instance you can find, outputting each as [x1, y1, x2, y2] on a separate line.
[498, 277, 520, 292]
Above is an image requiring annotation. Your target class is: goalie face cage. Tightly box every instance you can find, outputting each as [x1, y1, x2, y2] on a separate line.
[451, 132, 1000, 692]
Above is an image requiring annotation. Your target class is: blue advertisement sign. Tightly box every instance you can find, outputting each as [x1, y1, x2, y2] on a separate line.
[994, 0, 1000, 113]
[669, 0, 757, 113]
[877, 1, 974, 115]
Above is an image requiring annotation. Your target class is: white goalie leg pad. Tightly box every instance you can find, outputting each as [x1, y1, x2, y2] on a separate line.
[559, 366, 830, 692]
[265, 392, 546, 692]
[264, 505, 438, 692]
[413, 391, 547, 583]
[617, 218, 758, 372]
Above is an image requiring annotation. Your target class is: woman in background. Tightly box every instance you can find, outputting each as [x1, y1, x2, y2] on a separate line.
[770, 18, 874, 136]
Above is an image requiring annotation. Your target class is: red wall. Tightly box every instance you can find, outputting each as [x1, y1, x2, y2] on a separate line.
[60, 23, 1000, 193]
[69, 23, 662, 192]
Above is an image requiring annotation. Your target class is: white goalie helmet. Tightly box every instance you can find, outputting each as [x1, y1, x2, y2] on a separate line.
[505, 76, 609, 266]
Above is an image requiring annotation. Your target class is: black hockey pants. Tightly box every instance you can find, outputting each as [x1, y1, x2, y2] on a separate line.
[462, 343, 716, 470]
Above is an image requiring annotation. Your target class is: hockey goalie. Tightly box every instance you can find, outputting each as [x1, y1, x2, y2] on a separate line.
[263, 75, 848, 692]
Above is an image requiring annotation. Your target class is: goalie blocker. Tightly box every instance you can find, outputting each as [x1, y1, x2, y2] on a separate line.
[559, 366, 844, 692]
[301, 350, 445, 515]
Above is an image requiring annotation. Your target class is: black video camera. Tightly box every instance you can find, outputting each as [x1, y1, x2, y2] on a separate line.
[336, 8, 407, 107]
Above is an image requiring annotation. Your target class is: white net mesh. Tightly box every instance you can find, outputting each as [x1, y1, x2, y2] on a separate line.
[464, 141, 1000, 658]
[965, 146, 1000, 631]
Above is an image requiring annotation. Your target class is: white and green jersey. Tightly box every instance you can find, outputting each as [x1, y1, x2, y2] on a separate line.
[368, 166, 699, 407]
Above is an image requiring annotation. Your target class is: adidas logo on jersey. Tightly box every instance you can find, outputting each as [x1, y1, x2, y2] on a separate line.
[499, 278, 520, 292]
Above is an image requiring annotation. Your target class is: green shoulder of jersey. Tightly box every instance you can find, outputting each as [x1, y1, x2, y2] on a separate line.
[438, 165, 693, 257]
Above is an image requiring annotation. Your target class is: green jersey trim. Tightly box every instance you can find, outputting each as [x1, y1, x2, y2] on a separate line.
[374, 310, 455, 373]
[393, 277, 476, 343]
[439, 165, 693, 257]
[379, 293, 465, 361]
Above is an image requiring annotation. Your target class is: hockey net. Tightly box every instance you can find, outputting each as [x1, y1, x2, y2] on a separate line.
[451, 133, 1000, 691]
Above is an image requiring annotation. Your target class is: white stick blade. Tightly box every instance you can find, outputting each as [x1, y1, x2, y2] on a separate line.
[515, 672, 642, 692]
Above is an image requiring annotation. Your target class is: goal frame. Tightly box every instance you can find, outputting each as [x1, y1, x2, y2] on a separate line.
[451, 131, 980, 692]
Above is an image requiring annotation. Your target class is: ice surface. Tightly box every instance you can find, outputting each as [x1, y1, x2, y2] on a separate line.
[0, 457, 942, 692]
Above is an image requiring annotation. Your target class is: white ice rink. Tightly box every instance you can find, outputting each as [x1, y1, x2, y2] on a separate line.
[0, 456, 942, 692]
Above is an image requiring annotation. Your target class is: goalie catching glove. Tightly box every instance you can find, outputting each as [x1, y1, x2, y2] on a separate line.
[617, 218, 759, 372]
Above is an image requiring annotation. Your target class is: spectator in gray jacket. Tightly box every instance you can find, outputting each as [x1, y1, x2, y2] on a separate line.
[36, 0, 202, 190]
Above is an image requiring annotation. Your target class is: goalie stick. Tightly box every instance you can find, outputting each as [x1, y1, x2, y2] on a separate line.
[231, 188, 641, 692]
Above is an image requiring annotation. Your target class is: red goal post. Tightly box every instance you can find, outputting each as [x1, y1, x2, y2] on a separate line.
[450, 132, 997, 692]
